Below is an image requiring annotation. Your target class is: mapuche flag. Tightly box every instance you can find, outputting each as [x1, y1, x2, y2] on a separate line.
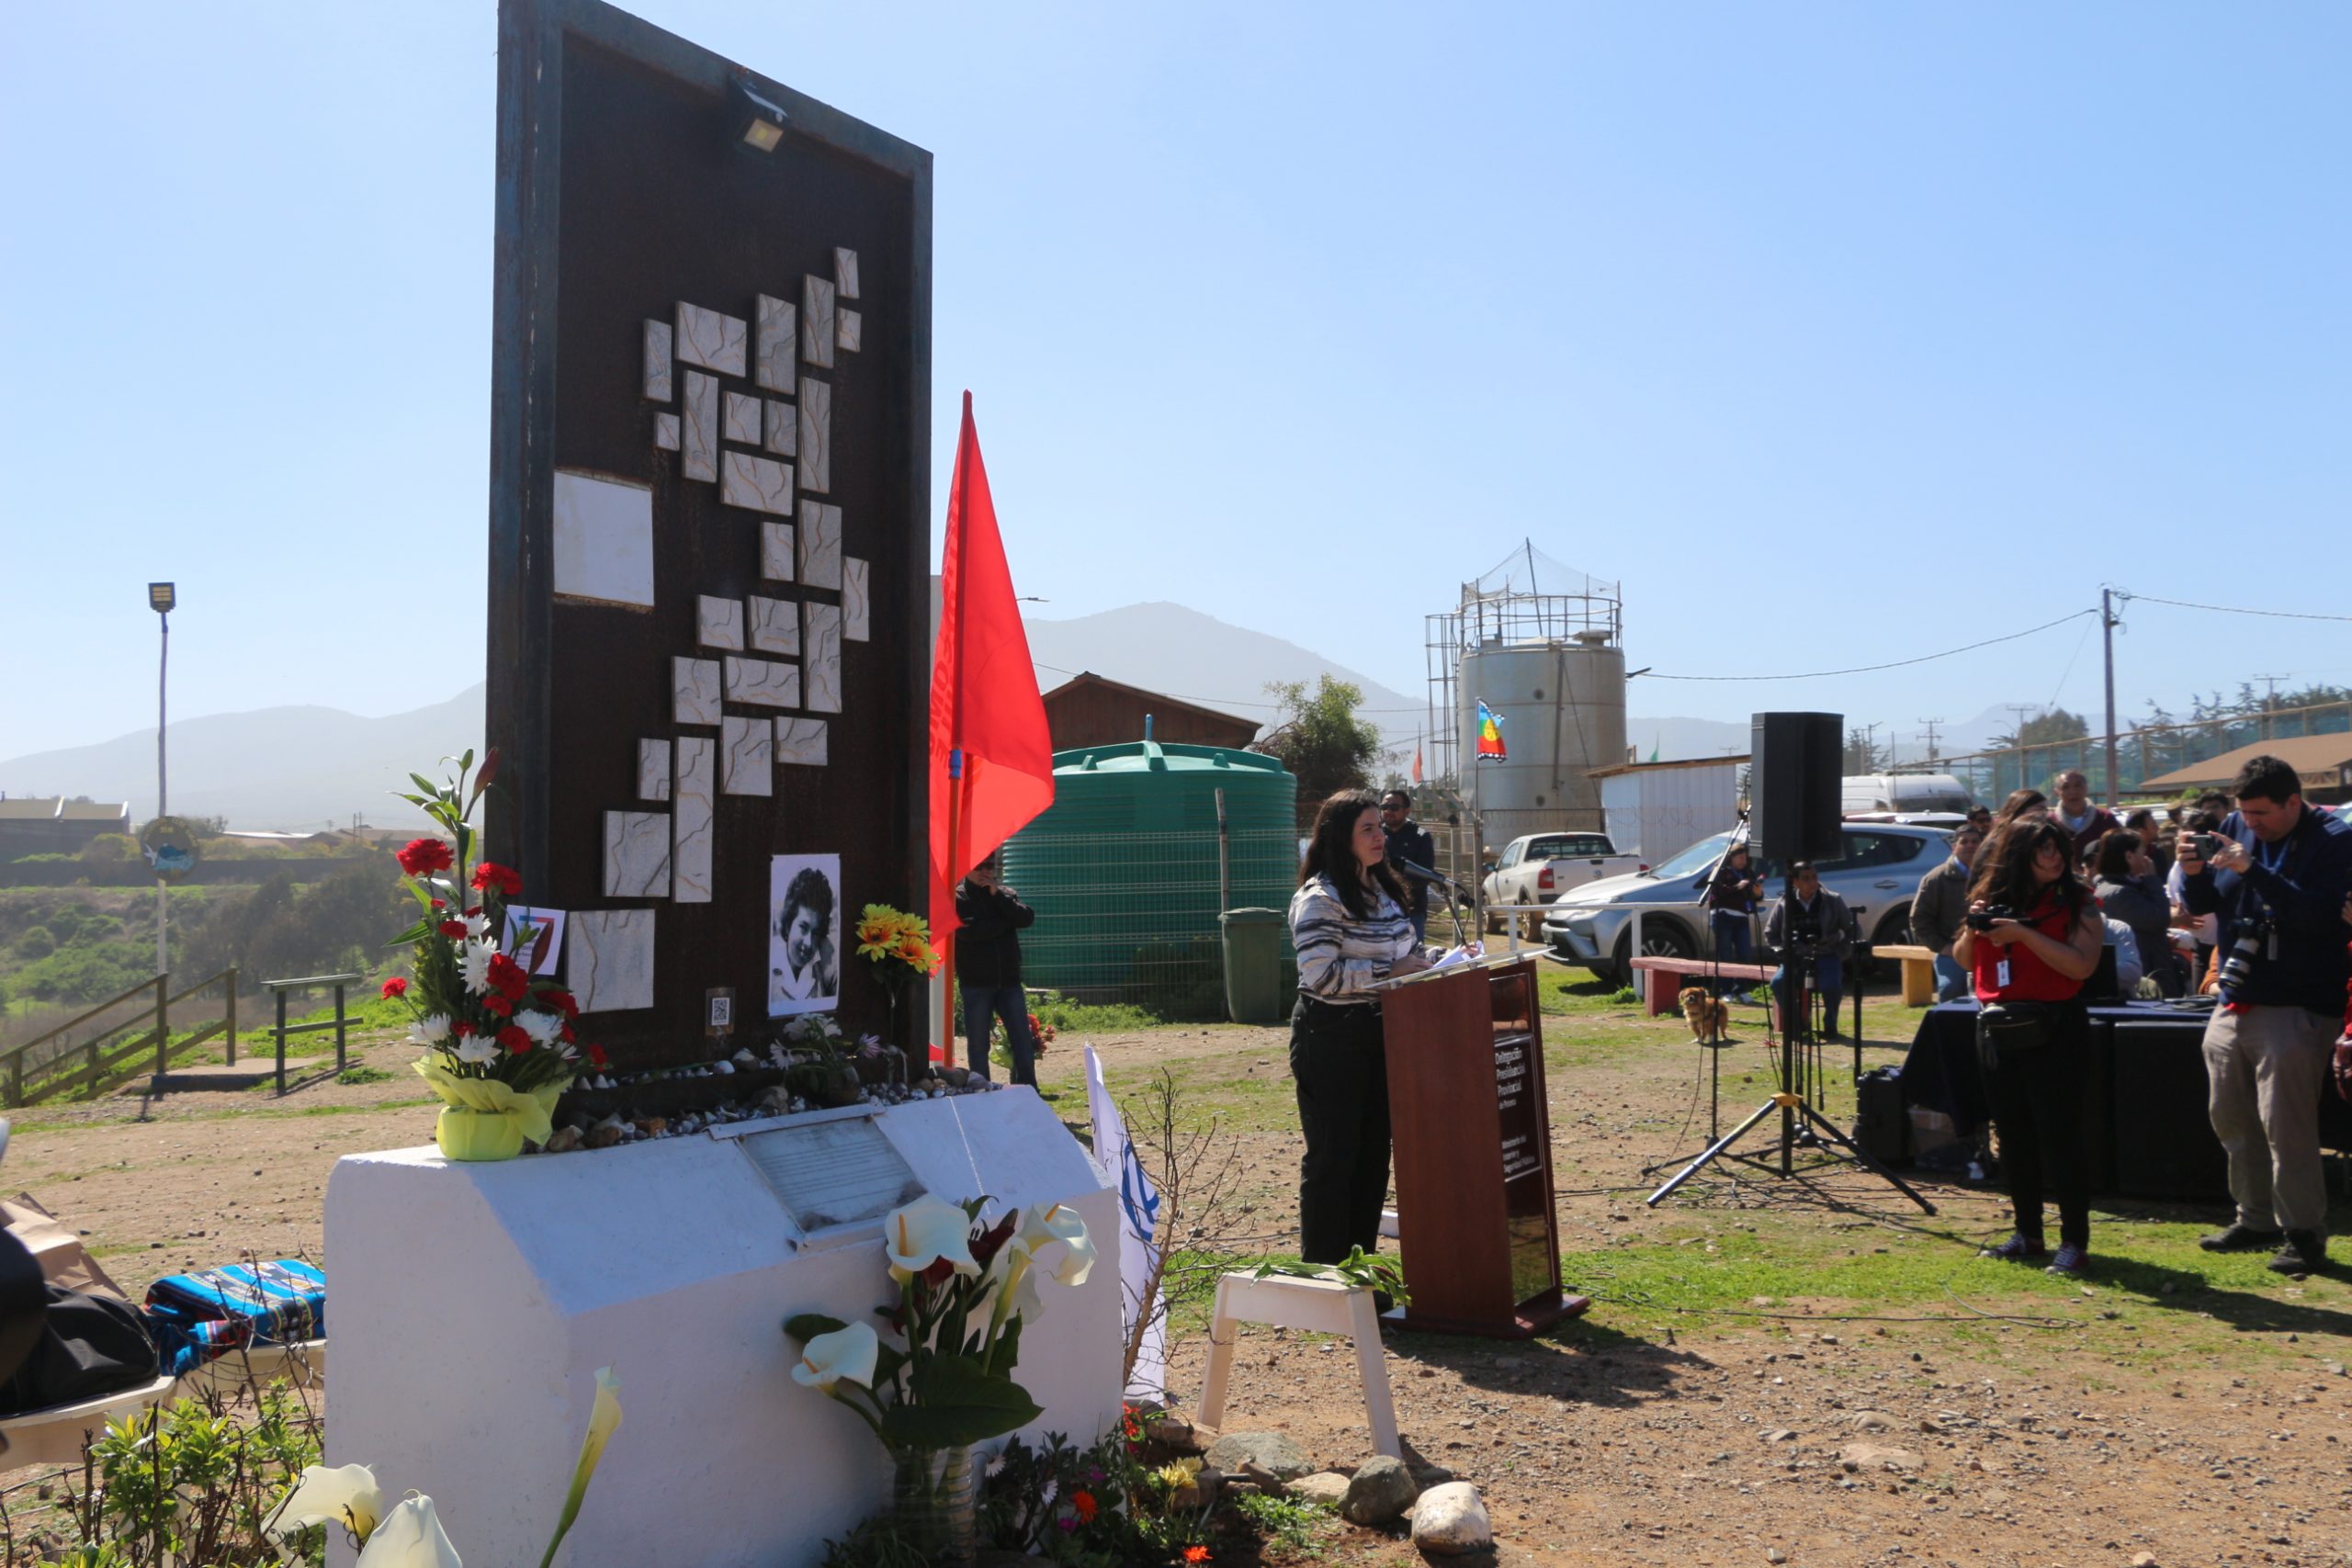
[1475, 699, 1508, 761]
[928, 393, 1056, 941]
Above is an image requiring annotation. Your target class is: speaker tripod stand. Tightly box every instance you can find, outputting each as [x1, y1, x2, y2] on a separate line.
[1645, 953, 1936, 1213]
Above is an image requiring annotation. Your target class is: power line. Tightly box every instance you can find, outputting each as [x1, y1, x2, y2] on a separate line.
[2115, 591, 2352, 625]
[1633, 609, 2098, 682]
[1027, 660, 1424, 715]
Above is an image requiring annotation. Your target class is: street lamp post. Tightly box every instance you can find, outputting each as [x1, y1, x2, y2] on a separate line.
[149, 582, 175, 981]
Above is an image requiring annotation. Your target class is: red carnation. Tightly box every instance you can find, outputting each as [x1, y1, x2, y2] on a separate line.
[487, 952, 530, 1000]
[497, 1025, 530, 1055]
[437, 920, 468, 941]
[481, 994, 513, 1018]
[586, 1043, 608, 1070]
[543, 989, 580, 1020]
[470, 862, 524, 897]
[380, 977, 408, 999]
[397, 838, 453, 877]
[560, 1024, 576, 1044]
[452, 1022, 473, 1038]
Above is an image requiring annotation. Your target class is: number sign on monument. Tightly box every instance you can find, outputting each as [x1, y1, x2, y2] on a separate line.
[483, 0, 932, 1063]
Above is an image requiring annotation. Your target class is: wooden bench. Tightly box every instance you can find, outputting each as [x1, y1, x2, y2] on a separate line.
[1628, 956, 1774, 1018]
[1871, 944, 1942, 1007]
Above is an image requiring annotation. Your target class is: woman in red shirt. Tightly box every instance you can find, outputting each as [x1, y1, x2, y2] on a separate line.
[1954, 819, 2105, 1276]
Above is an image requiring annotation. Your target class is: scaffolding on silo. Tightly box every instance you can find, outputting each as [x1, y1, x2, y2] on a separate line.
[1422, 540, 1623, 785]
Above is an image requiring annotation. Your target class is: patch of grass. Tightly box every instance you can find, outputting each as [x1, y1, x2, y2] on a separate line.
[1230, 1490, 1338, 1552]
[1029, 991, 1164, 1033]
[335, 1063, 394, 1085]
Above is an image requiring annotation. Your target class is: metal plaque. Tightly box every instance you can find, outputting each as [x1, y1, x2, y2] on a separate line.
[737, 1114, 921, 1234]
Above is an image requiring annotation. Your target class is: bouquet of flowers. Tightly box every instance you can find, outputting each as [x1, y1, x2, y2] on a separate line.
[855, 904, 944, 987]
[384, 750, 592, 1158]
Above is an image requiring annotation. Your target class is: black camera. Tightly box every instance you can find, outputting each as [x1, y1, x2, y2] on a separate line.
[1966, 904, 2014, 932]
[2189, 832, 2224, 863]
[2216, 913, 2273, 991]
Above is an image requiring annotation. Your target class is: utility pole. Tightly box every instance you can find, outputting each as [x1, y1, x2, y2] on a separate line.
[1861, 720, 1883, 771]
[1917, 717, 1943, 761]
[147, 583, 175, 982]
[2249, 672, 2289, 740]
[2101, 588, 2120, 803]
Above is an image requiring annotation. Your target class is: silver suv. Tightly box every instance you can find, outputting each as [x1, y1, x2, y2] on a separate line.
[1541, 823, 1955, 987]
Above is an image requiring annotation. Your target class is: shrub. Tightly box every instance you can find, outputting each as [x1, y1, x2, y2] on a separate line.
[14, 925, 54, 960]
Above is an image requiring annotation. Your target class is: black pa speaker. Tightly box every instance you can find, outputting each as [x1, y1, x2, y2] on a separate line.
[1749, 712, 1842, 863]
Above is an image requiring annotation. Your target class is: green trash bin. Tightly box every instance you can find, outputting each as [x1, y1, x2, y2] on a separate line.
[1219, 908, 1290, 1025]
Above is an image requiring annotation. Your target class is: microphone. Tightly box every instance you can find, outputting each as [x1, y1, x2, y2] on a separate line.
[1394, 860, 1447, 884]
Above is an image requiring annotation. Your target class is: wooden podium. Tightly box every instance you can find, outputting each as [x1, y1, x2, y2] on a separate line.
[1377, 955, 1589, 1337]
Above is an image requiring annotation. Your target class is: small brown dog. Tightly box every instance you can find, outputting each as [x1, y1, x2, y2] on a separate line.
[1678, 987, 1729, 1041]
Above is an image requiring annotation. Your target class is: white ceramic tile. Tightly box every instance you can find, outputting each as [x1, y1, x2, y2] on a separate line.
[763, 399, 796, 457]
[804, 603, 842, 715]
[761, 521, 796, 581]
[675, 301, 747, 377]
[723, 390, 762, 446]
[722, 715, 773, 796]
[697, 593, 743, 651]
[748, 595, 799, 656]
[653, 412, 679, 451]
[773, 717, 830, 767]
[842, 557, 870, 642]
[673, 738, 714, 904]
[550, 469, 653, 607]
[797, 499, 842, 590]
[797, 377, 831, 493]
[801, 275, 836, 369]
[603, 809, 672, 898]
[754, 293, 797, 392]
[837, 310, 861, 354]
[723, 654, 801, 708]
[638, 739, 672, 801]
[643, 319, 673, 401]
[720, 451, 794, 514]
[570, 909, 655, 1013]
[673, 656, 721, 727]
[835, 248, 860, 300]
[683, 370, 718, 482]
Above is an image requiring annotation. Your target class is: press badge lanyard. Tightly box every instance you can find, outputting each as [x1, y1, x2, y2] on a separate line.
[1994, 902, 2057, 989]
[2250, 832, 2293, 958]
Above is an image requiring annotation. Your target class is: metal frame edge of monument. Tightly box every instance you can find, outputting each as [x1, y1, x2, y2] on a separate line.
[484, 0, 934, 966]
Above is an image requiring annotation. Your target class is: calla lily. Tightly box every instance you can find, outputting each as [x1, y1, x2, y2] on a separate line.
[358, 1496, 462, 1568]
[1018, 1201, 1096, 1287]
[536, 1367, 621, 1568]
[791, 1321, 880, 1393]
[1009, 1259, 1046, 1323]
[266, 1462, 390, 1547]
[885, 1194, 980, 1283]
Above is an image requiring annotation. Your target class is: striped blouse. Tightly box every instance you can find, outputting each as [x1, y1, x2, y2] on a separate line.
[1288, 874, 1418, 1005]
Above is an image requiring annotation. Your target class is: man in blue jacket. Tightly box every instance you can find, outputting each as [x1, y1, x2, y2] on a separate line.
[2179, 754, 2352, 1276]
[1379, 790, 1438, 942]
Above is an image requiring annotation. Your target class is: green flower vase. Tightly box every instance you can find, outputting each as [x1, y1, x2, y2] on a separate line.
[435, 1106, 526, 1162]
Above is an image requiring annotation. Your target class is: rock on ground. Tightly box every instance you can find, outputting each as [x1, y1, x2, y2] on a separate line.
[1342, 1454, 1422, 1526]
[1838, 1440, 1920, 1472]
[1204, 1430, 1315, 1481]
[1410, 1481, 1492, 1556]
[1288, 1471, 1351, 1506]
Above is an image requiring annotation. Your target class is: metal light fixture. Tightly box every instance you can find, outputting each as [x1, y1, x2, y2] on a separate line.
[148, 581, 175, 614]
[729, 78, 788, 153]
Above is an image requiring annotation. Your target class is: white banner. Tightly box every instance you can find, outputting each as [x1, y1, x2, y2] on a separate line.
[1083, 1044, 1165, 1401]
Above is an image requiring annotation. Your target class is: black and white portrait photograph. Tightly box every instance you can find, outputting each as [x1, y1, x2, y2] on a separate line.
[768, 854, 842, 1017]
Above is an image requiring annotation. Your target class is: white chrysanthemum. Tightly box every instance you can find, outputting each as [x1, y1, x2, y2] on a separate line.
[466, 909, 493, 941]
[461, 940, 497, 995]
[406, 1013, 452, 1048]
[519, 1009, 562, 1045]
[453, 1032, 499, 1066]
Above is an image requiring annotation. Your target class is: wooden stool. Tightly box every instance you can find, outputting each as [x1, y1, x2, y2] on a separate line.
[1871, 944, 1942, 1007]
[1197, 1272, 1399, 1460]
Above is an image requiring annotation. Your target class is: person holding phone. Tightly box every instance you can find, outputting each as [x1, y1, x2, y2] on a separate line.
[1287, 789, 1430, 1266]
[1955, 818, 2104, 1276]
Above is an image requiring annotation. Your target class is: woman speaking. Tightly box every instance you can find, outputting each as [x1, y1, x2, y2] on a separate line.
[1287, 789, 1430, 1265]
[1954, 818, 2103, 1276]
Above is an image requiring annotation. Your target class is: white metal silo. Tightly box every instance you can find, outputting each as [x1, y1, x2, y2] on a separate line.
[1456, 628, 1626, 847]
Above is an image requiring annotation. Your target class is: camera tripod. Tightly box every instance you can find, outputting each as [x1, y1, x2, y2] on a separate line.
[1645, 951, 1935, 1213]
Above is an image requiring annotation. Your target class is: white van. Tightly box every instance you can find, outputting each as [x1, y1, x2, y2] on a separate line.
[1841, 773, 1973, 815]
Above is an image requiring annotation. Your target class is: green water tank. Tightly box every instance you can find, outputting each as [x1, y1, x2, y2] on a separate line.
[997, 740, 1298, 1018]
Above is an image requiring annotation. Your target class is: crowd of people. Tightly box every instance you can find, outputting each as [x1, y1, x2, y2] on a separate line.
[1914, 758, 2352, 1278]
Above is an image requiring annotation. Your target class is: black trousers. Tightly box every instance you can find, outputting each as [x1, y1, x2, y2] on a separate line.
[1290, 996, 1391, 1264]
[1981, 1002, 2092, 1250]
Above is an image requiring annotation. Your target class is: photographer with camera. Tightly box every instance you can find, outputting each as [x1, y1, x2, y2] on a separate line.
[1955, 818, 2105, 1275]
[1706, 841, 1766, 998]
[2177, 755, 2352, 1276]
[1765, 862, 1855, 1041]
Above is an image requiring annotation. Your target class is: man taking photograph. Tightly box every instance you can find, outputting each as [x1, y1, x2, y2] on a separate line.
[2178, 755, 2352, 1276]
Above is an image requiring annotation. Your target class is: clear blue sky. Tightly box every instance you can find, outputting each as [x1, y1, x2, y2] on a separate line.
[5, 2, 2348, 763]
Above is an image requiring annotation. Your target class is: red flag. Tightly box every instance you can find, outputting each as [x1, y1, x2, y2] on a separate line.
[1411, 744, 1423, 784]
[929, 393, 1055, 945]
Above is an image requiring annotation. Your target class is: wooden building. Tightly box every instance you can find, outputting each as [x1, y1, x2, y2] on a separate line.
[1041, 671, 1260, 754]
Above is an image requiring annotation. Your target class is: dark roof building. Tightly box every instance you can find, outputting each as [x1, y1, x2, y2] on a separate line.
[1040, 672, 1261, 754]
[0, 796, 134, 859]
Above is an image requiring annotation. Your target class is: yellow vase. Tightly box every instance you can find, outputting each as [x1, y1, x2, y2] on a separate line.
[435, 1106, 526, 1162]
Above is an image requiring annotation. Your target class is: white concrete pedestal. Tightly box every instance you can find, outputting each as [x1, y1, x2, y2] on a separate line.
[325, 1089, 1120, 1568]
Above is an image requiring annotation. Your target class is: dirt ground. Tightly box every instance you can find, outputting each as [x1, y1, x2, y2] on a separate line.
[6, 998, 2350, 1567]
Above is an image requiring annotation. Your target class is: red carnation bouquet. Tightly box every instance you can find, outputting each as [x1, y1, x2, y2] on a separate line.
[385, 750, 584, 1153]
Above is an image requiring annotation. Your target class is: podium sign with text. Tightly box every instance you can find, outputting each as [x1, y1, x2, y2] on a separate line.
[1380, 957, 1589, 1337]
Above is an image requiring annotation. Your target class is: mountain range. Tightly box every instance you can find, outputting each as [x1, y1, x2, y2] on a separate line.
[0, 603, 2027, 829]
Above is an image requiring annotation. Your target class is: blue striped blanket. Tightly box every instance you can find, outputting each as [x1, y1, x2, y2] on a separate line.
[144, 1260, 325, 1377]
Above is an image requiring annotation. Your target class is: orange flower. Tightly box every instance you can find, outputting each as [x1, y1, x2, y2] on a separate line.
[1183, 1548, 1212, 1564]
[1070, 1489, 1097, 1524]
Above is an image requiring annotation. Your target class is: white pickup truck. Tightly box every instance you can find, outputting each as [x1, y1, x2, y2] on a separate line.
[1479, 831, 1645, 938]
